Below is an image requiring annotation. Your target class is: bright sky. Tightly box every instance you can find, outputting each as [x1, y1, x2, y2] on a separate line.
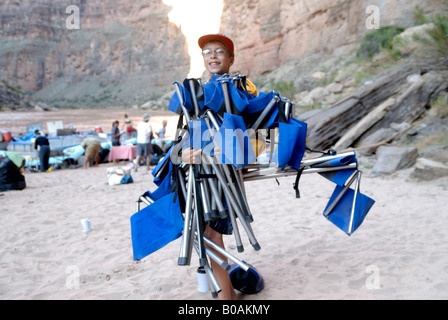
[163, 0, 224, 78]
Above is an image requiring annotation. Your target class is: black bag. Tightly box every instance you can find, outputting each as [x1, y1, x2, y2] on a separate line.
[0, 156, 26, 191]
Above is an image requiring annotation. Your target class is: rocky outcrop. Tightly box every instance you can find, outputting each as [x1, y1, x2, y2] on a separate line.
[0, 82, 53, 110]
[220, 0, 447, 77]
[0, 82, 32, 109]
[305, 60, 448, 151]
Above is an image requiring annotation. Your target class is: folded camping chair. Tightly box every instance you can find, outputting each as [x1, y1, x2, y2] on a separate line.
[133, 79, 256, 297]
[322, 168, 375, 235]
[131, 192, 184, 261]
[131, 74, 376, 298]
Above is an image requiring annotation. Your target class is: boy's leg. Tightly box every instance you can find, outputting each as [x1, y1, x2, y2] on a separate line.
[204, 225, 237, 300]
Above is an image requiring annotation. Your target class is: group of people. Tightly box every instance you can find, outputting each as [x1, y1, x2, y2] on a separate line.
[33, 129, 101, 171]
[111, 114, 168, 171]
[32, 114, 168, 171]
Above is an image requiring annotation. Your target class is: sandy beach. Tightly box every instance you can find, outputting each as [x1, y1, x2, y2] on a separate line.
[2, 0, 447, 303]
[1, 109, 448, 300]
[1, 152, 448, 300]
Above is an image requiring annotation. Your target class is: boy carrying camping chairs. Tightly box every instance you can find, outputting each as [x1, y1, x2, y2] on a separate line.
[130, 34, 375, 300]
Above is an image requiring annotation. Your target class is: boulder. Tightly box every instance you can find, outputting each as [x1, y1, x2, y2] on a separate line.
[394, 23, 435, 55]
[312, 72, 326, 80]
[326, 82, 344, 94]
[411, 158, 448, 181]
[295, 91, 314, 107]
[420, 145, 448, 164]
[308, 87, 329, 102]
[372, 146, 418, 174]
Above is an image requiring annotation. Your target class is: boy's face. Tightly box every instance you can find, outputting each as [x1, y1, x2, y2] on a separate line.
[202, 40, 234, 75]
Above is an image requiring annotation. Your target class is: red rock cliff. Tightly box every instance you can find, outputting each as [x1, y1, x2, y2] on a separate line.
[220, 0, 446, 76]
[0, 0, 189, 105]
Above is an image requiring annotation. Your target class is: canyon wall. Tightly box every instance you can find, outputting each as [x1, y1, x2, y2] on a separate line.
[0, 0, 446, 106]
[220, 0, 447, 76]
[0, 0, 189, 106]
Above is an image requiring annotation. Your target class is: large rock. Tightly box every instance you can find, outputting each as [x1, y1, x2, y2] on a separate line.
[306, 64, 413, 150]
[372, 146, 418, 175]
[420, 145, 448, 164]
[394, 23, 436, 55]
[411, 158, 448, 181]
[306, 63, 448, 151]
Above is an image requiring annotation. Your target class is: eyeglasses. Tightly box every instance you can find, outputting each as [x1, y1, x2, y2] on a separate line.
[202, 48, 228, 57]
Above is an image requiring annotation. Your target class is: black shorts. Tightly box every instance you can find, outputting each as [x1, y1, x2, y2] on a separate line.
[207, 216, 233, 235]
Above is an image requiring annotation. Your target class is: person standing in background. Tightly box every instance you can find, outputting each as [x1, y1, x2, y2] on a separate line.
[155, 119, 167, 150]
[81, 137, 102, 168]
[34, 130, 50, 172]
[135, 113, 153, 172]
[111, 120, 122, 146]
[122, 114, 134, 139]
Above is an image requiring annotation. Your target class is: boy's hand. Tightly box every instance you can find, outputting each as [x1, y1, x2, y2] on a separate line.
[182, 147, 203, 164]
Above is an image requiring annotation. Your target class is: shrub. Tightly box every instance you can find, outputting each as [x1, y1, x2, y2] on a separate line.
[431, 94, 448, 118]
[419, 15, 448, 55]
[268, 80, 297, 99]
[357, 26, 405, 60]
[413, 6, 448, 56]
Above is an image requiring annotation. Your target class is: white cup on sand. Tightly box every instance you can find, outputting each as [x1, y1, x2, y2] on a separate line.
[80, 218, 91, 232]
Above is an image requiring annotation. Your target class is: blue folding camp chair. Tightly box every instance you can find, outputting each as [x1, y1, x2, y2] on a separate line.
[130, 73, 376, 298]
[130, 192, 184, 261]
[323, 170, 375, 235]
